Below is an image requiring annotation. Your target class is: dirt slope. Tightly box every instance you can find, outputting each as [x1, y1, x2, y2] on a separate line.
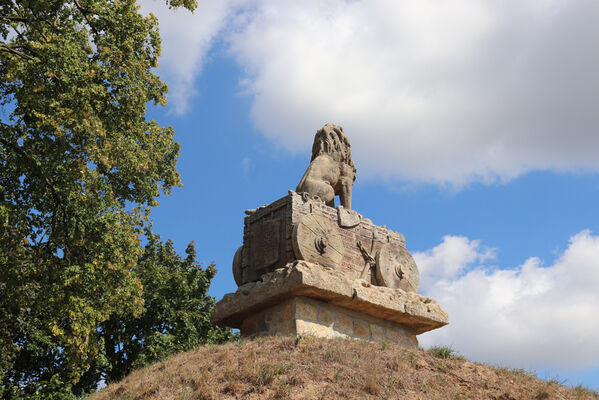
[90, 336, 598, 400]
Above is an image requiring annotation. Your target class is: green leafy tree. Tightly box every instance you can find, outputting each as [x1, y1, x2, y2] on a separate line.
[96, 230, 235, 385]
[0, 0, 233, 398]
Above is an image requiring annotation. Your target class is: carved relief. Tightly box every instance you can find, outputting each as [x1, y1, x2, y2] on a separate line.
[292, 213, 343, 269]
[376, 243, 420, 293]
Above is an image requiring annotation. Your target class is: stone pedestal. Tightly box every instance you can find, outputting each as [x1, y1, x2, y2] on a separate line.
[215, 191, 449, 346]
[240, 297, 419, 346]
[212, 261, 448, 346]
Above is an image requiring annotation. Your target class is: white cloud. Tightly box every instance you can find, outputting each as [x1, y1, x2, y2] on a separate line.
[416, 230, 599, 371]
[139, 0, 240, 114]
[415, 235, 495, 289]
[147, 0, 599, 185]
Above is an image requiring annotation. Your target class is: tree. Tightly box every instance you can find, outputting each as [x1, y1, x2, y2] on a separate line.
[97, 230, 235, 386]
[0, 1, 231, 398]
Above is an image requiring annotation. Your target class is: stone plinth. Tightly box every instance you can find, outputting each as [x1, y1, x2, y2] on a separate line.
[239, 297, 419, 345]
[212, 261, 448, 345]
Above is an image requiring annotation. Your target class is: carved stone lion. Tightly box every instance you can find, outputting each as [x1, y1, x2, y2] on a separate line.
[296, 123, 356, 209]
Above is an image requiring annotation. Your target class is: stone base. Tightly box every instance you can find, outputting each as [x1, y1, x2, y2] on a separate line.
[213, 261, 448, 345]
[241, 296, 418, 346]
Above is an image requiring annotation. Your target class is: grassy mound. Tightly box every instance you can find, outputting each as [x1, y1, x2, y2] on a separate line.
[90, 336, 598, 399]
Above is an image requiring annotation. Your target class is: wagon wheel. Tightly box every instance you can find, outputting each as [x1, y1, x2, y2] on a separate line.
[292, 213, 343, 269]
[232, 246, 243, 286]
[375, 243, 420, 292]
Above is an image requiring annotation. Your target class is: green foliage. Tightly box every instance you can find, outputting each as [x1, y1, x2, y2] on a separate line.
[427, 345, 461, 359]
[97, 230, 236, 384]
[0, 0, 233, 399]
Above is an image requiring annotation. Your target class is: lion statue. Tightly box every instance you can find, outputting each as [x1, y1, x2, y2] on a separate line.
[296, 123, 356, 209]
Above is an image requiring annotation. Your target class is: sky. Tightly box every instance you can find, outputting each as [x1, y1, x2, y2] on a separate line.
[141, 0, 599, 391]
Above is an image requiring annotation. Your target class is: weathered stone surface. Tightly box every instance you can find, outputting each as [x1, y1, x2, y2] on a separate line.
[296, 300, 317, 321]
[337, 206, 361, 228]
[376, 243, 420, 293]
[239, 300, 296, 337]
[235, 191, 408, 287]
[232, 246, 243, 286]
[385, 325, 410, 345]
[292, 213, 344, 269]
[371, 324, 385, 342]
[296, 123, 356, 209]
[213, 261, 448, 335]
[249, 218, 280, 269]
[318, 308, 334, 326]
[334, 315, 353, 335]
[233, 296, 419, 345]
[352, 320, 370, 338]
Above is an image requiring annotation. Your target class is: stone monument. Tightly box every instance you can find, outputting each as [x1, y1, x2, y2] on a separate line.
[212, 123, 448, 346]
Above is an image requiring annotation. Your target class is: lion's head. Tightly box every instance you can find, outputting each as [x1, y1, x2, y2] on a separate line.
[311, 123, 355, 170]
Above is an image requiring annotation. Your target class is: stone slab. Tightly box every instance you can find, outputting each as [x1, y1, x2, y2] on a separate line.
[212, 261, 448, 335]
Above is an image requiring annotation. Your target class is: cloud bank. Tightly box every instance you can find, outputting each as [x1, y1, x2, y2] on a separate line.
[146, 0, 599, 185]
[139, 0, 240, 115]
[416, 230, 599, 371]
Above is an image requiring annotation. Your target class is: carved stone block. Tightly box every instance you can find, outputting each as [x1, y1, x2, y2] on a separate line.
[236, 191, 409, 287]
[250, 219, 280, 270]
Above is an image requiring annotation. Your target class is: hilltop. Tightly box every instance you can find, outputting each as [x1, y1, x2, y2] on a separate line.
[90, 336, 598, 400]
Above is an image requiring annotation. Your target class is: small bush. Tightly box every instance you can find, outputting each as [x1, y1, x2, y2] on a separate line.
[547, 374, 567, 386]
[428, 345, 458, 359]
[574, 384, 599, 398]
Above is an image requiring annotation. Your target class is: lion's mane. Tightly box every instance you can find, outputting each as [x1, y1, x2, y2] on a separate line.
[310, 123, 355, 168]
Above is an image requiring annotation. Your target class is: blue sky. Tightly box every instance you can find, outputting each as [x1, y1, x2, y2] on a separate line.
[143, 0, 599, 391]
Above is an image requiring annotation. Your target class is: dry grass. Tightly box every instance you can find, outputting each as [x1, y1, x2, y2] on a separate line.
[89, 336, 599, 400]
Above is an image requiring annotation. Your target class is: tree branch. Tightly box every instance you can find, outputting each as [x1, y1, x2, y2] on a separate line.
[0, 15, 29, 23]
[73, 0, 99, 36]
[9, 24, 40, 46]
[0, 44, 33, 60]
